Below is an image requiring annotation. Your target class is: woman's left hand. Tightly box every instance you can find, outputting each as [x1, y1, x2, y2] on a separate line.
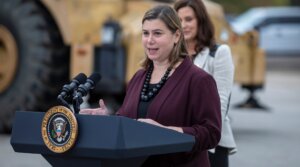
[137, 118, 165, 128]
[137, 118, 183, 133]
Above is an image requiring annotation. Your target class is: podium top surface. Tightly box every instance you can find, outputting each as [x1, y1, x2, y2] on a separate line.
[11, 111, 195, 159]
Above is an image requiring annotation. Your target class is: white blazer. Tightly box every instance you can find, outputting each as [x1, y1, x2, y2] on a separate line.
[194, 44, 237, 154]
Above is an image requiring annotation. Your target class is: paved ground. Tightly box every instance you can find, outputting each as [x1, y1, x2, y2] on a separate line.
[0, 134, 50, 167]
[1, 58, 300, 167]
[229, 70, 300, 167]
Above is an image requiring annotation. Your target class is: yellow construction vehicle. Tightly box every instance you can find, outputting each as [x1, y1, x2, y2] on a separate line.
[205, 0, 266, 109]
[0, 0, 265, 132]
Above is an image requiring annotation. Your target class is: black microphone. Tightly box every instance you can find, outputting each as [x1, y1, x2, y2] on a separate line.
[74, 73, 101, 99]
[57, 73, 87, 100]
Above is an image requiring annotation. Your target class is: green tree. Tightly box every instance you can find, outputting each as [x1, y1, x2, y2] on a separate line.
[212, 0, 290, 14]
[290, 0, 300, 5]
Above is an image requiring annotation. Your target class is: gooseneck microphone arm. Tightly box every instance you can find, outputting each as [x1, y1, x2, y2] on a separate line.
[57, 73, 87, 109]
[57, 95, 70, 109]
[73, 73, 101, 113]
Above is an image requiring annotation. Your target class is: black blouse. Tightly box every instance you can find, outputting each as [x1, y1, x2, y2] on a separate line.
[137, 83, 157, 118]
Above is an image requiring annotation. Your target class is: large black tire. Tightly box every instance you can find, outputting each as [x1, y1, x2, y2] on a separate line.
[0, 0, 69, 133]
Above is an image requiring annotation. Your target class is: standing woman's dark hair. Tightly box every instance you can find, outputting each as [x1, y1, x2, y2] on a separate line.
[174, 0, 215, 58]
[141, 5, 188, 69]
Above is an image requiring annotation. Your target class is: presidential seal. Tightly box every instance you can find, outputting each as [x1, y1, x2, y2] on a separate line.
[41, 105, 78, 153]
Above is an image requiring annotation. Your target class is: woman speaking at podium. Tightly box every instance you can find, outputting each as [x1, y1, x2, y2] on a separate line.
[80, 5, 221, 167]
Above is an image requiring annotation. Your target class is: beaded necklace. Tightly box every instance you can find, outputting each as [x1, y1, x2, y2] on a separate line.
[140, 64, 172, 102]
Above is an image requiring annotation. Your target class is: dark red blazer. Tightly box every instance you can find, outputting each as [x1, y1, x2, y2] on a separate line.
[117, 57, 221, 167]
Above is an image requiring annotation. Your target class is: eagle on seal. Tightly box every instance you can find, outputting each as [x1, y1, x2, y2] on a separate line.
[52, 117, 67, 142]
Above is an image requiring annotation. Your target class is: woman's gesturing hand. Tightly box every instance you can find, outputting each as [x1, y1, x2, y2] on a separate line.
[137, 118, 183, 133]
[79, 99, 108, 115]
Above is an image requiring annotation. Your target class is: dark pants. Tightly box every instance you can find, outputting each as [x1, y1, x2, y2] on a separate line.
[209, 146, 229, 167]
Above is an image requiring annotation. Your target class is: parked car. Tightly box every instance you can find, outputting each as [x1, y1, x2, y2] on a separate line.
[231, 7, 300, 55]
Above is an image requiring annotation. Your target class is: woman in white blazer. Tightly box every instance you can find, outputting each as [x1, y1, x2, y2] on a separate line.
[175, 0, 237, 167]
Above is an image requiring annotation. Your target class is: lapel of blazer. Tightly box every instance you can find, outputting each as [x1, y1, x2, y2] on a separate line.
[132, 71, 146, 118]
[194, 47, 210, 69]
[146, 57, 192, 119]
[120, 70, 146, 119]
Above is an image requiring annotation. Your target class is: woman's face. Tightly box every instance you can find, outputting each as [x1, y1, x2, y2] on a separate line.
[142, 19, 179, 64]
[177, 6, 198, 43]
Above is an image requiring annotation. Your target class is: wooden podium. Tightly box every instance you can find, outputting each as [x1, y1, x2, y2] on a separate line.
[11, 111, 194, 167]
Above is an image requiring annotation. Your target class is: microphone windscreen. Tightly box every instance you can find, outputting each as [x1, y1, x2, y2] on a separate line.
[88, 73, 101, 84]
[74, 73, 87, 84]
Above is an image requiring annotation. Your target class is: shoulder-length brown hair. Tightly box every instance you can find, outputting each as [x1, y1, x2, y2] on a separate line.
[174, 0, 215, 55]
[140, 5, 188, 69]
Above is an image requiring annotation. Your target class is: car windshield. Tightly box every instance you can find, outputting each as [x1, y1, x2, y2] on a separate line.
[231, 9, 265, 34]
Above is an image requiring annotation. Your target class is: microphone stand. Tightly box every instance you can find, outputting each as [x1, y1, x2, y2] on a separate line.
[73, 94, 83, 114]
[57, 96, 72, 110]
